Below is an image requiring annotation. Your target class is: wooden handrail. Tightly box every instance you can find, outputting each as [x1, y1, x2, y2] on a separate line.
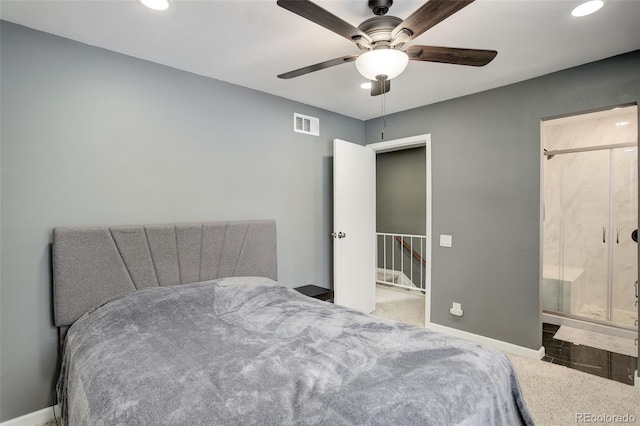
[395, 236, 426, 267]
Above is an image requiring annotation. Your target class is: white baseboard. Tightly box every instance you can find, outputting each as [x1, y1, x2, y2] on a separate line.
[1, 406, 59, 426]
[426, 322, 545, 359]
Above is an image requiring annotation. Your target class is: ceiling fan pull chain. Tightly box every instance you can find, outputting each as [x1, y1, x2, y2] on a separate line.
[380, 86, 386, 140]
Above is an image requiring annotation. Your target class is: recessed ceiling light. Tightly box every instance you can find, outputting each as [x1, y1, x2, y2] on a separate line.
[616, 121, 629, 127]
[360, 82, 372, 90]
[571, 0, 603, 17]
[140, 0, 169, 11]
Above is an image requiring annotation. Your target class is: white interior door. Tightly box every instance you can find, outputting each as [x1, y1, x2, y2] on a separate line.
[333, 139, 376, 313]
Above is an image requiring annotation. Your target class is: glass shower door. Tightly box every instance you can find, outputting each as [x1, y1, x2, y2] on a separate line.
[542, 104, 638, 330]
[560, 150, 611, 320]
[543, 147, 639, 329]
[542, 150, 610, 317]
[611, 147, 638, 327]
[542, 151, 563, 312]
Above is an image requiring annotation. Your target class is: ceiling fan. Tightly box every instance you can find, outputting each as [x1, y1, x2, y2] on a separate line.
[277, 0, 497, 96]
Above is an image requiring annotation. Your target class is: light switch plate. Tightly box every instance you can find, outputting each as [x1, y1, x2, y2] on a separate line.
[439, 234, 452, 248]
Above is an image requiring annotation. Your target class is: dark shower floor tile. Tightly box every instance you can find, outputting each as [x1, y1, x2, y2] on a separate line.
[542, 323, 637, 386]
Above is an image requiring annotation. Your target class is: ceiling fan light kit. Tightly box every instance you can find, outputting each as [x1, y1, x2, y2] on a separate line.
[139, 0, 169, 11]
[276, 0, 497, 96]
[355, 49, 409, 81]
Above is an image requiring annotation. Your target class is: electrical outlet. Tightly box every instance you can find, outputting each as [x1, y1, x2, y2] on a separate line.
[450, 302, 463, 317]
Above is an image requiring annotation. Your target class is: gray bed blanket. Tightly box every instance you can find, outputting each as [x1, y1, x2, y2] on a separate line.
[57, 277, 533, 425]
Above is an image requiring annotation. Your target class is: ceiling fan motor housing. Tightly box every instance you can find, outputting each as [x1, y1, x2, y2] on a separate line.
[368, 0, 393, 16]
[358, 16, 403, 45]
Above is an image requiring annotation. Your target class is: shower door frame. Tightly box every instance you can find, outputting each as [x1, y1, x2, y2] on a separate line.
[538, 102, 640, 336]
[542, 141, 637, 330]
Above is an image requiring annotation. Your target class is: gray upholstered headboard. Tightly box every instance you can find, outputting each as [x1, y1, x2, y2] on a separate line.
[52, 220, 277, 327]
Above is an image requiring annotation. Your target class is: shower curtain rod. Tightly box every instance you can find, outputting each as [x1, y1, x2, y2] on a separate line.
[544, 141, 637, 159]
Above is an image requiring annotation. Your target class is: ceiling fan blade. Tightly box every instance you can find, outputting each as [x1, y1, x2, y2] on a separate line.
[371, 79, 390, 96]
[277, 0, 372, 44]
[391, 0, 475, 42]
[407, 45, 497, 67]
[277, 55, 358, 79]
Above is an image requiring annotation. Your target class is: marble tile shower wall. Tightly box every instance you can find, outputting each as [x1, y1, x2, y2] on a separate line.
[543, 107, 638, 325]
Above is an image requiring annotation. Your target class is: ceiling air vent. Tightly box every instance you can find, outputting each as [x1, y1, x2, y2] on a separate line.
[294, 113, 319, 137]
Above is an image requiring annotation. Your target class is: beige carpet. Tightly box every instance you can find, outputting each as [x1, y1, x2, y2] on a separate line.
[508, 353, 640, 425]
[372, 284, 425, 327]
[373, 284, 640, 426]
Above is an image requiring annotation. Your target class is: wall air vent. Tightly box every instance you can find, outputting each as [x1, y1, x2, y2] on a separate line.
[294, 113, 320, 136]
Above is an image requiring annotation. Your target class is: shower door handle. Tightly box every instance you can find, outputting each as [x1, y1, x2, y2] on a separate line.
[603, 226, 606, 243]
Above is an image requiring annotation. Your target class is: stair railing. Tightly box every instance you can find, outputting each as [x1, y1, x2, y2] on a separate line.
[376, 233, 427, 291]
[395, 236, 427, 267]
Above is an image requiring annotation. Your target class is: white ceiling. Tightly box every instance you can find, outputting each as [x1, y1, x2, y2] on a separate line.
[1, 0, 639, 120]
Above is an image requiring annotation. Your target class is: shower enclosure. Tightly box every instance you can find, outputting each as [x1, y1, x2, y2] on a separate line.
[542, 105, 638, 331]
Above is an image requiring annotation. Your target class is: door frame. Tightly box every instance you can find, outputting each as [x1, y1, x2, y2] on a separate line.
[539, 105, 639, 343]
[368, 134, 432, 326]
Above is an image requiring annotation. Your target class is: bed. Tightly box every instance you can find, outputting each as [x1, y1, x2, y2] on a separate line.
[53, 220, 533, 425]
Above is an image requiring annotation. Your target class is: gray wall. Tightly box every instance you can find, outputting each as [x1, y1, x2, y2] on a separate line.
[0, 21, 364, 421]
[366, 50, 640, 351]
[376, 147, 426, 235]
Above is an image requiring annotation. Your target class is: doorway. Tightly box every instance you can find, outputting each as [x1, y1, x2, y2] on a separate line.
[332, 135, 432, 323]
[540, 105, 638, 384]
[368, 135, 432, 326]
[374, 146, 427, 326]
[541, 105, 638, 331]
